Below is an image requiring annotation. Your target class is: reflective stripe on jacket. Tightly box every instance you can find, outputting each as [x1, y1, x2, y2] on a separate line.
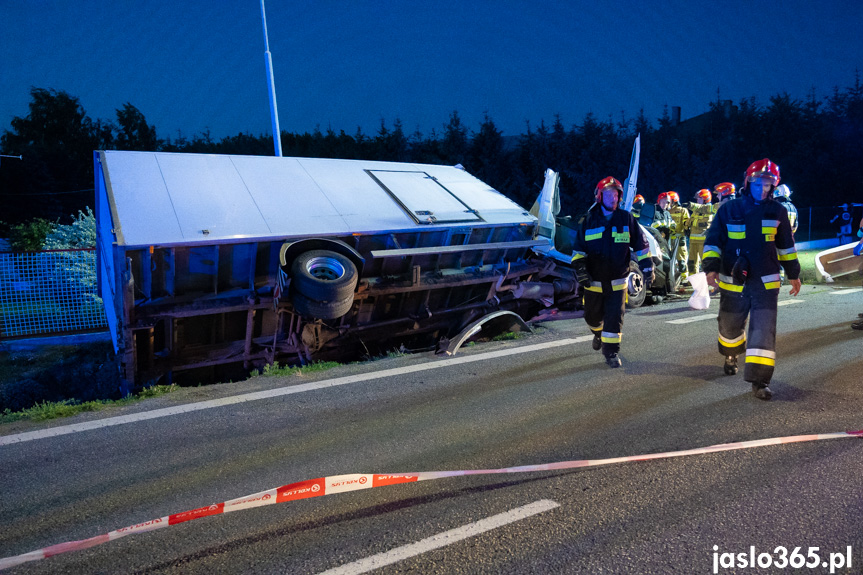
[571, 206, 651, 283]
[701, 195, 801, 290]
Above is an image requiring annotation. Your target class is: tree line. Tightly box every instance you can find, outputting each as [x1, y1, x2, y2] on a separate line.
[2, 79, 862, 230]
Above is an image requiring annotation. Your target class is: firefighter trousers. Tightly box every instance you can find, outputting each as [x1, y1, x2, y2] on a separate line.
[584, 281, 626, 356]
[716, 281, 779, 385]
[672, 233, 689, 280]
[687, 237, 705, 275]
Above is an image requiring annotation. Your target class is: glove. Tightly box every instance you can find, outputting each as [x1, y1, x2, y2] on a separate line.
[854, 241, 863, 257]
[731, 255, 750, 284]
[642, 267, 654, 289]
[573, 260, 591, 286]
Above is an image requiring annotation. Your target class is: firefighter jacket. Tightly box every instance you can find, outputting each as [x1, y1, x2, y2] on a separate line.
[774, 196, 799, 233]
[702, 195, 801, 291]
[652, 205, 674, 230]
[668, 204, 690, 235]
[571, 205, 652, 284]
[686, 203, 715, 240]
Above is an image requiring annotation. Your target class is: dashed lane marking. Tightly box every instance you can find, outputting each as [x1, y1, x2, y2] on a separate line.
[666, 315, 717, 324]
[315, 500, 560, 575]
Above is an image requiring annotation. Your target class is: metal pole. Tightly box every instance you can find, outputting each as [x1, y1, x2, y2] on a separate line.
[261, 0, 283, 157]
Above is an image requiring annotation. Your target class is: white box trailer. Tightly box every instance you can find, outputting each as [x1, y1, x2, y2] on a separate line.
[95, 151, 580, 391]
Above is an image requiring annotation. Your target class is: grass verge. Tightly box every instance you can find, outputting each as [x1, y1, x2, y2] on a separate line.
[0, 384, 179, 424]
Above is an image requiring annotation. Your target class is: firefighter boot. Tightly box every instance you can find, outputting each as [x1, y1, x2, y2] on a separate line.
[752, 382, 773, 401]
[592, 333, 602, 351]
[724, 356, 738, 375]
[605, 353, 622, 368]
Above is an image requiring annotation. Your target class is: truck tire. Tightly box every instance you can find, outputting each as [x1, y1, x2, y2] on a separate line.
[291, 291, 354, 320]
[291, 250, 358, 302]
[625, 261, 647, 309]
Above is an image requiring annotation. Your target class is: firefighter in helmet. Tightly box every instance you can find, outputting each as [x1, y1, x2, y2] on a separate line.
[654, 192, 675, 235]
[685, 189, 715, 275]
[714, 182, 736, 204]
[571, 177, 653, 368]
[772, 184, 798, 234]
[703, 159, 801, 400]
[631, 194, 645, 218]
[665, 191, 690, 282]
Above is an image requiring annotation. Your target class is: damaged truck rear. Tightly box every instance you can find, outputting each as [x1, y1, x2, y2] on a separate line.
[95, 151, 581, 391]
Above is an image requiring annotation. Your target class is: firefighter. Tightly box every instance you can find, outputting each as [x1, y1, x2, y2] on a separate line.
[703, 159, 801, 400]
[714, 182, 736, 204]
[853, 217, 863, 331]
[666, 191, 690, 282]
[654, 192, 675, 234]
[631, 194, 645, 218]
[571, 177, 654, 368]
[686, 189, 715, 275]
[772, 184, 799, 234]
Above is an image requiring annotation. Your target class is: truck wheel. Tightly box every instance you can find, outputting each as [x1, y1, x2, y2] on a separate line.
[625, 261, 647, 309]
[291, 291, 354, 320]
[291, 250, 358, 302]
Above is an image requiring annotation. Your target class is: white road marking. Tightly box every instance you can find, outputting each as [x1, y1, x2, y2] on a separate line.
[316, 499, 560, 575]
[1, 338, 592, 446]
[666, 315, 717, 324]
[829, 288, 862, 295]
[778, 299, 805, 306]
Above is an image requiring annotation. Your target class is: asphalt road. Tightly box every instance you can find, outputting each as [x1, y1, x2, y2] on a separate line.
[1, 280, 862, 574]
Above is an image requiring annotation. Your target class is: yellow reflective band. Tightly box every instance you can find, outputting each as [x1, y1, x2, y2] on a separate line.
[762, 227, 777, 235]
[719, 334, 746, 346]
[763, 282, 780, 290]
[728, 231, 745, 239]
[746, 356, 775, 366]
[601, 335, 621, 343]
[585, 232, 603, 241]
[585, 284, 603, 293]
[777, 252, 798, 261]
[718, 281, 743, 292]
[571, 253, 585, 262]
[703, 250, 721, 259]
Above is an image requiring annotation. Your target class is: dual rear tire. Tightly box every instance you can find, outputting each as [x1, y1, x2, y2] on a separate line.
[290, 250, 358, 319]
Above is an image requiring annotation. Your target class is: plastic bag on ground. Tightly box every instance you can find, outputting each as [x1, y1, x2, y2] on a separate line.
[687, 272, 711, 310]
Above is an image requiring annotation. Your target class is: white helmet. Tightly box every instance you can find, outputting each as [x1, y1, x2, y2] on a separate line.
[773, 184, 792, 198]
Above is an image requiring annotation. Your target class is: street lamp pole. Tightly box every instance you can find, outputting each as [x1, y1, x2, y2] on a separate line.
[260, 0, 283, 157]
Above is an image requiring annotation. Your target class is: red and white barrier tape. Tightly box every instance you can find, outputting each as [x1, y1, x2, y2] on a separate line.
[2, 430, 860, 570]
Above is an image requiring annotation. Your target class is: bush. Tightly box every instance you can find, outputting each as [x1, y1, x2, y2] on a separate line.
[8, 218, 55, 251]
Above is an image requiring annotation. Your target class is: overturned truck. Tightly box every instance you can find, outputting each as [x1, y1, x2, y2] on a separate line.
[95, 151, 581, 391]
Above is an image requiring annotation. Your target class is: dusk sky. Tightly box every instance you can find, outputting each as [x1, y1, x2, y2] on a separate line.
[2, 1, 862, 142]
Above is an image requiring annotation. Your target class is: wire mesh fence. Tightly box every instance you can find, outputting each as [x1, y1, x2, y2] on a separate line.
[0, 248, 107, 338]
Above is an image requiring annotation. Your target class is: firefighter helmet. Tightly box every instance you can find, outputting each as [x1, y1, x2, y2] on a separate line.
[594, 176, 623, 203]
[657, 191, 669, 203]
[745, 158, 781, 186]
[696, 189, 712, 203]
[714, 182, 736, 200]
[666, 191, 680, 204]
[773, 184, 792, 198]
[633, 194, 645, 204]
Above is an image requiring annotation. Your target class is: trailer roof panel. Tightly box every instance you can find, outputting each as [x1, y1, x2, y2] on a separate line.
[99, 151, 533, 247]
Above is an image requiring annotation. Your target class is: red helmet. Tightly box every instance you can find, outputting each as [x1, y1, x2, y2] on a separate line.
[633, 194, 645, 204]
[657, 191, 669, 203]
[714, 182, 736, 199]
[695, 189, 712, 203]
[745, 158, 781, 186]
[666, 191, 680, 204]
[594, 176, 623, 203]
